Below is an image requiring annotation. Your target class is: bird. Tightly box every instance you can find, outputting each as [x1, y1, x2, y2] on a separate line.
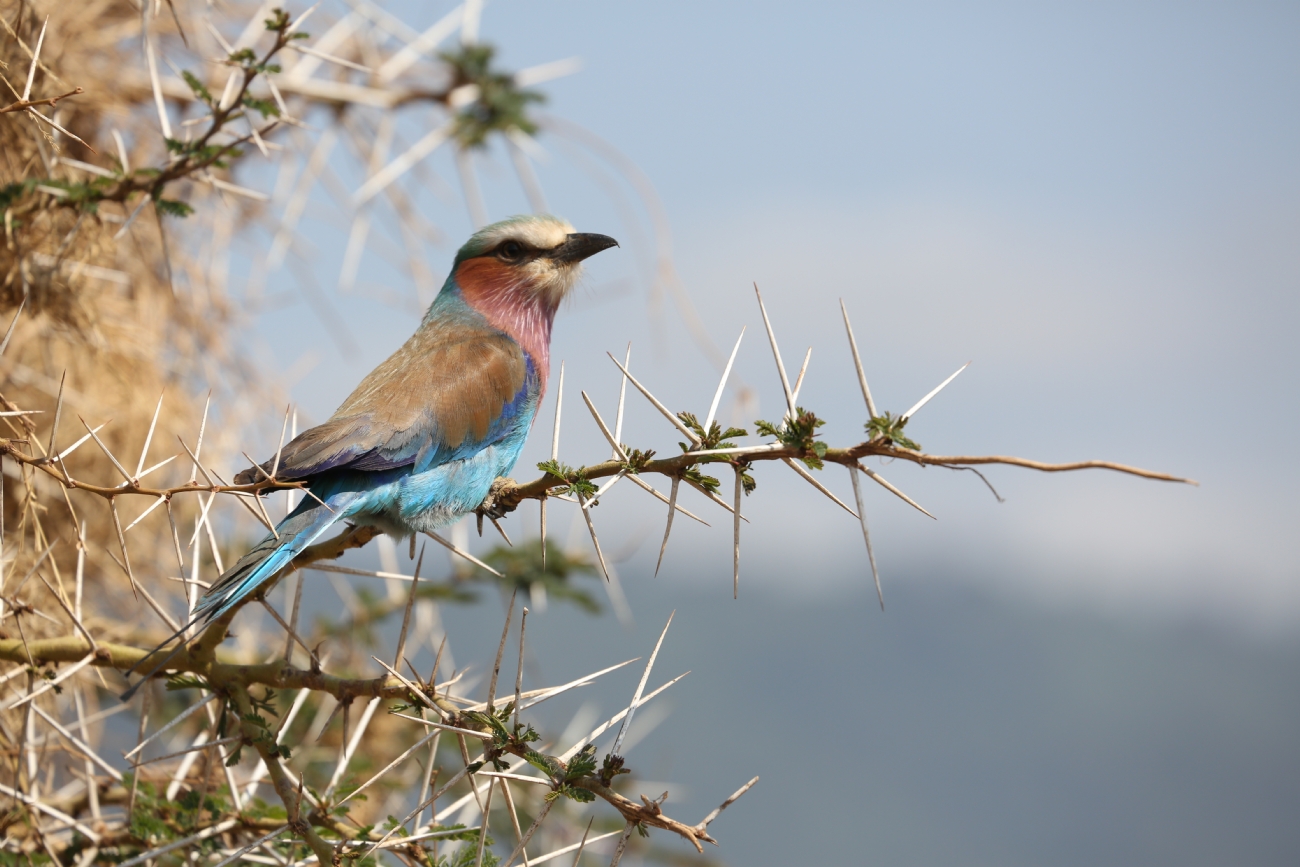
[120, 215, 615, 697]
[207, 215, 617, 621]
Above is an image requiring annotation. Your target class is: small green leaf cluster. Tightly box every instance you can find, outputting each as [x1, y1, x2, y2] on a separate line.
[111, 773, 236, 859]
[353, 819, 485, 860]
[438, 44, 546, 148]
[3, 176, 118, 215]
[756, 407, 829, 469]
[464, 703, 539, 746]
[237, 711, 292, 762]
[483, 539, 602, 614]
[865, 411, 921, 451]
[164, 137, 244, 168]
[249, 687, 278, 715]
[427, 842, 500, 867]
[677, 412, 748, 453]
[264, 8, 291, 31]
[166, 673, 210, 691]
[522, 743, 598, 804]
[738, 463, 758, 495]
[682, 464, 721, 494]
[154, 197, 195, 218]
[619, 447, 655, 473]
[536, 459, 598, 499]
[227, 46, 281, 75]
[677, 411, 758, 493]
[0, 179, 37, 212]
[461, 703, 541, 776]
[599, 752, 631, 786]
[182, 70, 214, 106]
[242, 95, 282, 118]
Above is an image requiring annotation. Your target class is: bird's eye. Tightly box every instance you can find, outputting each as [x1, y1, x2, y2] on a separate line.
[497, 240, 524, 261]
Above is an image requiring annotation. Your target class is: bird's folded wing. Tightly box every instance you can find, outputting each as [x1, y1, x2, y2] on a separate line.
[237, 326, 530, 484]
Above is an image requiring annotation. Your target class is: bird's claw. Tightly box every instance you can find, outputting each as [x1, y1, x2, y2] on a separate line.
[475, 477, 521, 521]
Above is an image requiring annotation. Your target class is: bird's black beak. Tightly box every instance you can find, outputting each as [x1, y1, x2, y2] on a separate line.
[550, 233, 619, 265]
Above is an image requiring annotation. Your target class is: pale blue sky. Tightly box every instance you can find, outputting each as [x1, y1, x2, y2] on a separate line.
[225, 4, 1300, 862]
[245, 0, 1300, 633]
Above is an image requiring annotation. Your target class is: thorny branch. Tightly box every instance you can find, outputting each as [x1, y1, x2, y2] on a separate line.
[0, 6, 1196, 865]
[0, 432, 1193, 509]
[502, 440, 1194, 508]
[0, 86, 82, 115]
[1, 10, 298, 225]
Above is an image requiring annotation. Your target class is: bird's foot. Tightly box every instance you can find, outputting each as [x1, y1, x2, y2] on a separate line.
[476, 477, 521, 520]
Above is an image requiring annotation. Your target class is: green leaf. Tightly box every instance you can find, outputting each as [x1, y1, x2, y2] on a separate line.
[438, 44, 546, 149]
[545, 783, 595, 803]
[535, 460, 597, 498]
[756, 407, 830, 468]
[181, 70, 213, 105]
[682, 466, 720, 494]
[241, 711, 269, 729]
[619, 447, 655, 473]
[523, 750, 563, 780]
[165, 674, 209, 691]
[481, 540, 602, 614]
[565, 744, 597, 781]
[264, 8, 291, 31]
[155, 198, 195, 218]
[865, 411, 921, 451]
[461, 710, 510, 742]
[599, 752, 630, 785]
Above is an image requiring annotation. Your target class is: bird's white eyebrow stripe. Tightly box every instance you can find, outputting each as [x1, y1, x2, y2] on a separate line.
[472, 216, 573, 251]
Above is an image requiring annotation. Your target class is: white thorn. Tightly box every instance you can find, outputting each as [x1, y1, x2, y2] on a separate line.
[425, 531, 504, 577]
[577, 493, 611, 582]
[790, 347, 812, 405]
[782, 457, 858, 519]
[612, 343, 630, 457]
[754, 284, 795, 417]
[583, 471, 626, 509]
[606, 352, 700, 446]
[0, 296, 25, 357]
[580, 390, 627, 460]
[855, 461, 935, 519]
[550, 361, 564, 460]
[848, 466, 883, 609]
[704, 327, 745, 431]
[22, 17, 48, 102]
[840, 299, 878, 418]
[733, 467, 742, 598]
[654, 476, 680, 577]
[902, 362, 970, 421]
[134, 391, 165, 478]
[610, 612, 674, 755]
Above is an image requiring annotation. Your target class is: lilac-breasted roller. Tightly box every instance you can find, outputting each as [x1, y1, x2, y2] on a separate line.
[200, 215, 616, 623]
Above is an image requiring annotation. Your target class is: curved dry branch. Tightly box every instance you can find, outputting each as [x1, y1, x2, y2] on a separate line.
[877, 450, 1198, 484]
[498, 439, 1194, 507]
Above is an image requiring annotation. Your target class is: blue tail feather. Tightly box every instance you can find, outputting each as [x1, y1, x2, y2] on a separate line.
[120, 493, 356, 700]
[194, 493, 356, 622]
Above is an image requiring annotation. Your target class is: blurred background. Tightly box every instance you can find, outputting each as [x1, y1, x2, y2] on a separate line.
[233, 2, 1298, 864]
[4, 1, 1297, 864]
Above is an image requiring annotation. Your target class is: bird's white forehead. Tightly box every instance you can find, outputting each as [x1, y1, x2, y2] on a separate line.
[474, 215, 574, 251]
